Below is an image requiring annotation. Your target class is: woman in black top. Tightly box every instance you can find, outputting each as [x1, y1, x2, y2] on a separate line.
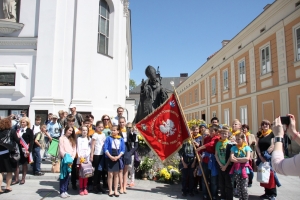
[0, 117, 20, 193]
[12, 117, 33, 185]
[255, 120, 276, 200]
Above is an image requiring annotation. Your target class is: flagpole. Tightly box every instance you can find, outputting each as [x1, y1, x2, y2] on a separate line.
[170, 81, 212, 200]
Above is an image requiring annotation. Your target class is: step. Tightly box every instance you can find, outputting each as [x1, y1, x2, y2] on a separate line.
[19, 160, 54, 173]
[3, 172, 60, 180]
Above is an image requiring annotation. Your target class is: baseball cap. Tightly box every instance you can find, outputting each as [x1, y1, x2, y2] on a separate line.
[199, 124, 207, 128]
[69, 104, 76, 108]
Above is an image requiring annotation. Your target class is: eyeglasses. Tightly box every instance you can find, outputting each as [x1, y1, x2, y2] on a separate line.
[127, 127, 132, 128]
[103, 119, 110, 120]
[262, 123, 270, 126]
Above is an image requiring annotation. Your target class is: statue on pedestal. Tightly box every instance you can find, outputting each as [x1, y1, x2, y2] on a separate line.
[2, 0, 17, 22]
[134, 65, 168, 124]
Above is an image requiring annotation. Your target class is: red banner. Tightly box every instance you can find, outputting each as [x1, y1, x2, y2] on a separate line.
[136, 93, 190, 162]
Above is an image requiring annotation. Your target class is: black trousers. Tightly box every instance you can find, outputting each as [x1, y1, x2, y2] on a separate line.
[92, 155, 106, 186]
[265, 187, 277, 197]
[218, 167, 233, 200]
[71, 157, 77, 186]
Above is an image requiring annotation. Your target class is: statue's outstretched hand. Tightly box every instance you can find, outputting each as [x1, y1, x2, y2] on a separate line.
[141, 79, 145, 88]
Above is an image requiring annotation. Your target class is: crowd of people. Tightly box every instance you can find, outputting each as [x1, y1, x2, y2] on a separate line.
[179, 115, 300, 200]
[0, 106, 300, 200]
[0, 106, 138, 198]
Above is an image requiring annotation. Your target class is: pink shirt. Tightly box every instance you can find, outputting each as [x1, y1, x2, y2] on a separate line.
[272, 150, 300, 176]
[59, 135, 76, 159]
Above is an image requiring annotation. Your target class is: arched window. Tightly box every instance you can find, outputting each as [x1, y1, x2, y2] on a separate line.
[98, 0, 110, 54]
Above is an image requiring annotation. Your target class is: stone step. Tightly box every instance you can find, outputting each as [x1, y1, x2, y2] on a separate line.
[3, 172, 60, 180]
[19, 160, 55, 173]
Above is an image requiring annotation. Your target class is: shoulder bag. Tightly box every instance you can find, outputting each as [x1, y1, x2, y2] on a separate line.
[0, 130, 20, 162]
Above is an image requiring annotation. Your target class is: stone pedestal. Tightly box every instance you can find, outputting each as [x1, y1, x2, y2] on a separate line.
[0, 20, 23, 34]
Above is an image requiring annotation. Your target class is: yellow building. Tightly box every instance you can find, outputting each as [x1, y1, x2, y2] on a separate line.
[177, 1, 300, 152]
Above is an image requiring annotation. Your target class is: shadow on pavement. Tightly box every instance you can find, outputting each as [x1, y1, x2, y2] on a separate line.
[126, 183, 193, 199]
[248, 195, 260, 200]
[39, 180, 59, 190]
[36, 188, 59, 199]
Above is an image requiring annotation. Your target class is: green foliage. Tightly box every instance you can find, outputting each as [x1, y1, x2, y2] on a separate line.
[129, 79, 136, 90]
[138, 156, 155, 172]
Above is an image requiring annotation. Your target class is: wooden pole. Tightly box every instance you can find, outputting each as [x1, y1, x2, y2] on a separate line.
[171, 84, 212, 200]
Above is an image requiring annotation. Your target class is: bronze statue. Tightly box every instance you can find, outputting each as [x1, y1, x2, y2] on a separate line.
[134, 65, 168, 123]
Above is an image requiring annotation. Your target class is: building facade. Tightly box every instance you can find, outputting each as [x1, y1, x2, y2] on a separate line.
[177, 1, 300, 151]
[0, 0, 133, 122]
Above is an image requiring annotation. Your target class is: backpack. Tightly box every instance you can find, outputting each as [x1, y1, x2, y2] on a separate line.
[0, 130, 20, 162]
[79, 161, 94, 178]
[75, 113, 83, 127]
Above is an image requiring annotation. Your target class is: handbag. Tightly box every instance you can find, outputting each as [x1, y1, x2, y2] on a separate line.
[0, 130, 20, 162]
[98, 156, 105, 171]
[257, 162, 270, 183]
[51, 160, 60, 173]
[134, 151, 141, 169]
[80, 161, 94, 178]
[260, 170, 276, 189]
[119, 157, 124, 169]
[48, 138, 59, 157]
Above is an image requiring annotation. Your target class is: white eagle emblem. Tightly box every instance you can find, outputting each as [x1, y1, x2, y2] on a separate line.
[159, 119, 176, 137]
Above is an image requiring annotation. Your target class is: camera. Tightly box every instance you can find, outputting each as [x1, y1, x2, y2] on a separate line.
[280, 116, 290, 126]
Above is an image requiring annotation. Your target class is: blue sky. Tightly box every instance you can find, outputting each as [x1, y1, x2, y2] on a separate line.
[129, 0, 275, 85]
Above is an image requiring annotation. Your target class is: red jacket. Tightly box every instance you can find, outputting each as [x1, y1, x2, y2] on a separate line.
[202, 135, 220, 163]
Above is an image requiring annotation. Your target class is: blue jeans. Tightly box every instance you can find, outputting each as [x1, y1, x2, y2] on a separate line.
[181, 167, 195, 194]
[33, 147, 41, 173]
[60, 173, 70, 194]
[202, 162, 218, 198]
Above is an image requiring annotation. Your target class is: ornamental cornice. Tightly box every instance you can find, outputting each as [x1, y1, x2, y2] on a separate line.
[0, 37, 37, 49]
[121, 0, 129, 17]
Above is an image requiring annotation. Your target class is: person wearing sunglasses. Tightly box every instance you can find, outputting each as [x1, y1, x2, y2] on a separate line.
[255, 120, 279, 200]
[102, 115, 112, 137]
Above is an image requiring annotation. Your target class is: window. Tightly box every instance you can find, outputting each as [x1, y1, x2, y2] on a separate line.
[260, 45, 271, 75]
[0, 110, 8, 117]
[295, 26, 300, 61]
[98, 0, 110, 54]
[238, 60, 246, 84]
[189, 92, 192, 104]
[223, 70, 228, 90]
[211, 77, 216, 95]
[195, 89, 198, 102]
[212, 111, 217, 118]
[240, 106, 248, 125]
[224, 109, 230, 126]
[0, 73, 15, 86]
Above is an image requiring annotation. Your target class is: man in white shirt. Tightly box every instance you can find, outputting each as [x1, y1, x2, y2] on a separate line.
[32, 116, 42, 135]
[112, 107, 127, 125]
